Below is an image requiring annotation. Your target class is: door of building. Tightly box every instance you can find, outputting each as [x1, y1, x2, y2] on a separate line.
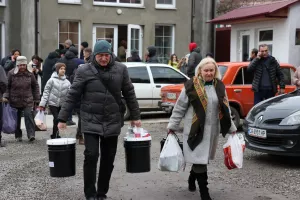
[127, 24, 143, 60]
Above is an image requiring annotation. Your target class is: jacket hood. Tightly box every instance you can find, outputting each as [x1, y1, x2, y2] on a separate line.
[147, 46, 157, 57]
[48, 51, 60, 59]
[51, 71, 66, 80]
[194, 47, 201, 53]
[69, 46, 78, 56]
[65, 50, 77, 59]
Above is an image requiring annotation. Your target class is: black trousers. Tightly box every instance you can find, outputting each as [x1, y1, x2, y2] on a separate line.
[0, 103, 2, 141]
[49, 106, 61, 136]
[83, 133, 118, 198]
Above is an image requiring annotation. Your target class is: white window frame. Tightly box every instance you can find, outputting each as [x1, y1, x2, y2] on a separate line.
[0, 23, 5, 58]
[155, 24, 175, 63]
[58, 0, 81, 4]
[58, 20, 81, 57]
[257, 28, 273, 55]
[92, 24, 118, 55]
[156, 0, 176, 9]
[0, 0, 5, 6]
[93, 0, 144, 8]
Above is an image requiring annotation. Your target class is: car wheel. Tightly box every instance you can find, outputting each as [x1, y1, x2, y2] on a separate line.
[230, 106, 240, 128]
[123, 104, 130, 120]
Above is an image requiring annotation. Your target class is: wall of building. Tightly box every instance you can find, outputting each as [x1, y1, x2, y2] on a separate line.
[230, 19, 289, 63]
[193, 0, 216, 57]
[287, 2, 300, 67]
[39, 0, 192, 60]
[21, 0, 35, 60]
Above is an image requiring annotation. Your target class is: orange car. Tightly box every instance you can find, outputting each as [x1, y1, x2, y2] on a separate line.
[160, 62, 296, 127]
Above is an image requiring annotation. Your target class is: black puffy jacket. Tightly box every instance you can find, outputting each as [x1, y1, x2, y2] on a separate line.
[58, 58, 140, 137]
[57, 47, 79, 81]
[187, 47, 202, 78]
[42, 52, 60, 94]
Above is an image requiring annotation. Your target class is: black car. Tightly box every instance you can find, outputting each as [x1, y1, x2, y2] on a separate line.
[243, 90, 300, 156]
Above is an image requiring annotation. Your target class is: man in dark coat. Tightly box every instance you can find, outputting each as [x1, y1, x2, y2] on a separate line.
[247, 44, 285, 105]
[146, 46, 159, 63]
[80, 41, 89, 60]
[0, 66, 7, 147]
[187, 42, 202, 78]
[41, 51, 60, 95]
[58, 40, 141, 200]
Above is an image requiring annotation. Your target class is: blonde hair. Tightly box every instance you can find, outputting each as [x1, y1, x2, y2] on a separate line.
[195, 57, 221, 80]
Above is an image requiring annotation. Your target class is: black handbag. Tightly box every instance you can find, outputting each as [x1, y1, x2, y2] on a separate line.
[160, 132, 183, 152]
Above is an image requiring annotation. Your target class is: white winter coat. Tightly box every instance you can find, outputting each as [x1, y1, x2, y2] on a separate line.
[39, 72, 71, 108]
[167, 86, 237, 165]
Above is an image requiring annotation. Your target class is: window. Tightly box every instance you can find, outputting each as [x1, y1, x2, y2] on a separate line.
[0, 23, 5, 58]
[281, 68, 292, 85]
[258, 29, 273, 55]
[93, 0, 143, 7]
[296, 29, 300, 45]
[150, 66, 186, 84]
[156, 0, 176, 9]
[233, 67, 254, 85]
[218, 65, 228, 79]
[58, 0, 81, 4]
[58, 20, 80, 51]
[128, 67, 150, 83]
[0, 0, 5, 6]
[155, 25, 175, 64]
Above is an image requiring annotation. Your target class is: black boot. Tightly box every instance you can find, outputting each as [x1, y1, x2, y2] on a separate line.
[195, 172, 212, 200]
[188, 170, 196, 192]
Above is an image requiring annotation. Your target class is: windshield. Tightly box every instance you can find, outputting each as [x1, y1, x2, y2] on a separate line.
[218, 65, 228, 79]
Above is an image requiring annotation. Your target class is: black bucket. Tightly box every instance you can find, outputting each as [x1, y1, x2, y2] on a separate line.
[124, 139, 151, 173]
[47, 138, 76, 177]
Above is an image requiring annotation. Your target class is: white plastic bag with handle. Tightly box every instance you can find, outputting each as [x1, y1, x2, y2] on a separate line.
[158, 134, 185, 172]
[34, 110, 47, 131]
[223, 134, 245, 170]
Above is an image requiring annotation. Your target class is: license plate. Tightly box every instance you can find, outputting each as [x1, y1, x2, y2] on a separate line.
[248, 127, 267, 139]
[167, 93, 176, 100]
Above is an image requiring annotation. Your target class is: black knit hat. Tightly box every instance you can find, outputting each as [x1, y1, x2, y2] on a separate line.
[81, 41, 89, 48]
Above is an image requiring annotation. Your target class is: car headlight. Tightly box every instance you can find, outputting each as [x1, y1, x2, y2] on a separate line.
[166, 93, 177, 100]
[279, 110, 300, 126]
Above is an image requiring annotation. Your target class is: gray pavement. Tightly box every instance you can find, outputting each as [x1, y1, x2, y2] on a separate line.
[0, 116, 299, 200]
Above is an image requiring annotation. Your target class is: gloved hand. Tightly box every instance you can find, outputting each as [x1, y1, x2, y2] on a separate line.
[168, 129, 175, 134]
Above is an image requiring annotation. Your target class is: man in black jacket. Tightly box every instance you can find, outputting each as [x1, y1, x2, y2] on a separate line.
[247, 44, 285, 105]
[58, 40, 141, 200]
[0, 66, 7, 147]
[146, 46, 159, 63]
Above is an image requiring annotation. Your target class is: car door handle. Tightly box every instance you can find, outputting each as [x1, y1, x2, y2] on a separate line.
[234, 89, 242, 93]
[156, 85, 161, 88]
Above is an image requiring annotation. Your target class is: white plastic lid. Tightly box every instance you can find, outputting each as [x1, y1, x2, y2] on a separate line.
[46, 138, 76, 145]
[124, 136, 152, 142]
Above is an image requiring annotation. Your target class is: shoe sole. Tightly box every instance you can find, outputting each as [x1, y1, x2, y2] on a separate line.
[29, 138, 35, 142]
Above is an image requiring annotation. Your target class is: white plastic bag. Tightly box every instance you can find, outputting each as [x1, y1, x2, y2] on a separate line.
[34, 110, 47, 131]
[223, 134, 245, 170]
[158, 134, 185, 172]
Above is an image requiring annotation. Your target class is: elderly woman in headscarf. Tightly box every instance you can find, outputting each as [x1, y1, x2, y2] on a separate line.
[167, 57, 237, 200]
[3, 56, 40, 142]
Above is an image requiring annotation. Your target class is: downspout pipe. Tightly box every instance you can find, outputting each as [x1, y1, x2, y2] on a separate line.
[34, 0, 39, 55]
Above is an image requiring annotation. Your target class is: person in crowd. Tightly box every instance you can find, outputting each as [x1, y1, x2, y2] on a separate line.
[42, 51, 60, 95]
[187, 42, 202, 78]
[80, 42, 89, 60]
[293, 66, 300, 89]
[28, 55, 43, 95]
[178, 54, 190, 75]
[58, 40, 141, 200]
[65, 39, 73, 50]
[167, 57, 237, 200]
[60, 49, 67, 58]
[57, 46, 84, 126]
[117, 40, 127, 62]
[3, 49, 21, 74]
[0, 66, 7, 147]
[146, 46, 159, 63]
[39, 63, 70, 139]
[83, 48, 92, 63]
[168, 54, 179, 69]
[247, 44, 285, 105]
[205, 53, 214, 59]
[126, 49, 141, 62]
[144, 52, 149, 62]
[3, 56, 39, 142]
[249, 48, 258, 61]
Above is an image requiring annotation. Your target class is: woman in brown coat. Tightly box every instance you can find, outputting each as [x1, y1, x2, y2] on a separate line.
[3, 56, 40, 142]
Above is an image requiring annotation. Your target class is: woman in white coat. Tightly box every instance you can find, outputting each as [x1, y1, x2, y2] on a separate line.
[167, 57, 237, 200]
[39, 63, 70, 139]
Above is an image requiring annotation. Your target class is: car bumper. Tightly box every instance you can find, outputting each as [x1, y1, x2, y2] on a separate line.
[243, 121, 300, 156]
[161, 102, 175, 113]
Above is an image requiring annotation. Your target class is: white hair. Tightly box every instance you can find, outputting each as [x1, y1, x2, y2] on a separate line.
[195, 57, 221, 80]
